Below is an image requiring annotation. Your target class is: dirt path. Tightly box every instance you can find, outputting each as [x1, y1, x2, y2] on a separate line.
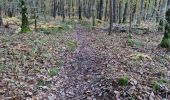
[55, 28, 109, 100]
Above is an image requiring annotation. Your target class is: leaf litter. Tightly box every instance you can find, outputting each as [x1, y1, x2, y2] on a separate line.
[0, 26, 170, 99]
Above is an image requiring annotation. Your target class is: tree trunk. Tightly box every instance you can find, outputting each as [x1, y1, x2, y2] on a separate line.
[0, 16, 3, 27]
[78, 0, 82, 20]
[62, 0, 65, 22]
[98, 0, 103, 20]
[0, 5, 3, 27]
[92, 1, 96, 28]
[20, 0, 31, 33]
[160, 9, 170, 48]
[112, 0, 117, 23]
[123, 1, 128, 23]
[104, 0, 108, 21]
[168, 0, 170, 9]
[118, 0, 122, 23]
[52, 0, 57, 18]
[108, 0, 113, 35]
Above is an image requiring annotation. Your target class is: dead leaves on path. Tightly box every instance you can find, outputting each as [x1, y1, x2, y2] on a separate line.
[127, 53, 152, 61]
[12, 44, 31, 52]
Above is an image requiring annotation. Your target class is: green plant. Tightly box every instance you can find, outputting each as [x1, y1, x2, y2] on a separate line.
[56, 60, 64, 66]
[67, 40, 77, 52]
[0, 64, 5, 72]
[152, 81, 160, 91]
[37, 79, 51, 86]
[38, 21, 75, 35]
[129, 95, 137, 100]
[127, 33, 134, 47]
[152, 79, 168, 91]
[43, 53, 52, 59]
[31, 48, 38, 55]
[118, 76, 129, 86]
[158, 79, 168, 84]
[48, 67, 59, 77]
[158, 19, 164, 31]
[127, 38, 134, 46]
[134, 40, 143, 48]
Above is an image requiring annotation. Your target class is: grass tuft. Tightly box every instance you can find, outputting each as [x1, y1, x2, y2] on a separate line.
[118, 76, 129, 86]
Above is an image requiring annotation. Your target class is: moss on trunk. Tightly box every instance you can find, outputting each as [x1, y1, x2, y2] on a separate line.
[20, 0, 31, 33]
[160, 9, 170, 48]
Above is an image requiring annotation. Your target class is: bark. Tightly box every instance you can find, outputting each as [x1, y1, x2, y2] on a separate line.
[52, 0, 57, 18]
[92, 8, 95, 28]
[20, 0, 31, 33]
[112, 0, 117, 23]
[104, 0, 108, 21]
[168, 0, 170, 9]
[118, 0, 122, 23]
[123, 1, 128, 23]
[61, 0, 65, 22]
[0, 5, 3, 26]
[140, 0, 144, 21]
[109, 0, 113, 35]
[98, 0, 103, 20]
[160, 9, 170, 48]
[78, 0, 82, 20]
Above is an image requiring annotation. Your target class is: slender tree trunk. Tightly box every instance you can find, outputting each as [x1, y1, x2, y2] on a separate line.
[104, 0, 108, 21]
[118, 0, 122, 23]
[92, 1, 96, 28]
[98, 0, 103, 20]
[129, 0, 133, 33]
[123, 1, 128, 23]
[68, 0, 71, 18]
[0, 5, 3, 27]
[78, 0, 82, 20]
[112, 0, 117, 23]
[109, 0, 113, 35]
[34, 8, 37, 31]
[138, 0, 144, 25]
[52, 0, 57, 18]
[62, 0, 65, 22]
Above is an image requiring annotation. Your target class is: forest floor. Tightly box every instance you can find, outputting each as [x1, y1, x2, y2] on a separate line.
[0, 18, 170, 100]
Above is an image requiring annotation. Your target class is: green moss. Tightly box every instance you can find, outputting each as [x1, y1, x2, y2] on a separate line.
[20, 27, 31, 33]
[118, 76, 129, 86]
[20, 0, 31, 33]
